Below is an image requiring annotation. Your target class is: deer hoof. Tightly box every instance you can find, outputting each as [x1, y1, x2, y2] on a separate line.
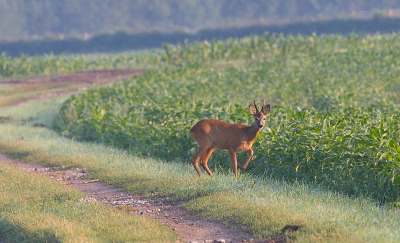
[238, 166, 246, 170]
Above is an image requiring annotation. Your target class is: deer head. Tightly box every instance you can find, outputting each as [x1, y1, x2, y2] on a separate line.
[249, 100, 270, 129]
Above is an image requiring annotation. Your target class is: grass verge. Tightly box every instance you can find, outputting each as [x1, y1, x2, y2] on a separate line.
[0, 162, 178, 242]
[0, 123, 400, 242]
[1, 76, 400, 242]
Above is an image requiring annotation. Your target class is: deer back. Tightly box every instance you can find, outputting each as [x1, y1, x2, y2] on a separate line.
[190, 119, 256, 150]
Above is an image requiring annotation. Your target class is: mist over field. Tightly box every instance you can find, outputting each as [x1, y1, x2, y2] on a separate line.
[1, 0, 399, 41]
[1, 0, 400, 57]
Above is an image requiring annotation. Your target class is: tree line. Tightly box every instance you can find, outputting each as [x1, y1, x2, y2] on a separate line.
[1, 0, 400, 42]
[2, 16, 400, 57]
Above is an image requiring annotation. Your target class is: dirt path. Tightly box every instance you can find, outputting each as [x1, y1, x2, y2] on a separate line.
[0, 69, 147, 85]
[0, 69, 149, 107]
[0, 70, 263, 242]
[0, 154, 258, 243]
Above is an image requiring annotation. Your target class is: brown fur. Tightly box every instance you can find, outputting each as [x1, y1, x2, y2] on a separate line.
[190, 100, 270, 178]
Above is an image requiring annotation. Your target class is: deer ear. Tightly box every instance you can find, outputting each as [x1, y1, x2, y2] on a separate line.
[249, 105, 257, 116]
[262, 104, 270, 115]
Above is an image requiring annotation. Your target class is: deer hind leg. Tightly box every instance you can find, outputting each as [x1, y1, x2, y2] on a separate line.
[191, 146, 208, 176]
[238, 148, 254, 170]
[200, 148, 214, 176]
[229, 150, 238, 178]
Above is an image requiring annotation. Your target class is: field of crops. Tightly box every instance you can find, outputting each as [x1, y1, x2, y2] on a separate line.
[54, 32, 400, 204]
[0, 51, 160, 77]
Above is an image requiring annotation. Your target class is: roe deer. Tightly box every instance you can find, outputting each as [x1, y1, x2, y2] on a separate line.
[190, 100, 270, 178]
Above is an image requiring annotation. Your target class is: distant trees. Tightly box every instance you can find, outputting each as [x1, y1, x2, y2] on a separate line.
[1, 0, 400, 41]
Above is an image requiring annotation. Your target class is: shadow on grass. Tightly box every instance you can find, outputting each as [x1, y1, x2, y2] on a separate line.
[0, 220, 61, 243]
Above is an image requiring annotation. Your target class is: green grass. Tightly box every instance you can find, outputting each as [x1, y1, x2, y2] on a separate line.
[0, 123, 400, 242]
[0, 163, 178, 243]
[0, 96, 68, 126]
[0, 97, 398, 242]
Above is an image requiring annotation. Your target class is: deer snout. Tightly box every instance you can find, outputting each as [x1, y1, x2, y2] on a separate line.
[258, 124, 264, 129]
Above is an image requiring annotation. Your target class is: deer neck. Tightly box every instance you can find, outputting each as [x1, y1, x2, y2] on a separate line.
[247, 123, 261, 141]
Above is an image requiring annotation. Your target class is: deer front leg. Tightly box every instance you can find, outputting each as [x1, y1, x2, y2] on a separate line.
[238, 148, 254, 170]
[229, 150, 238, 178]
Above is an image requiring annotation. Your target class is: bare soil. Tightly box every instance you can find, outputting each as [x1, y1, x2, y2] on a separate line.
[0, 69, 145, 85]
[0, 69, 149, 107]
[0, 70, 270, 242]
